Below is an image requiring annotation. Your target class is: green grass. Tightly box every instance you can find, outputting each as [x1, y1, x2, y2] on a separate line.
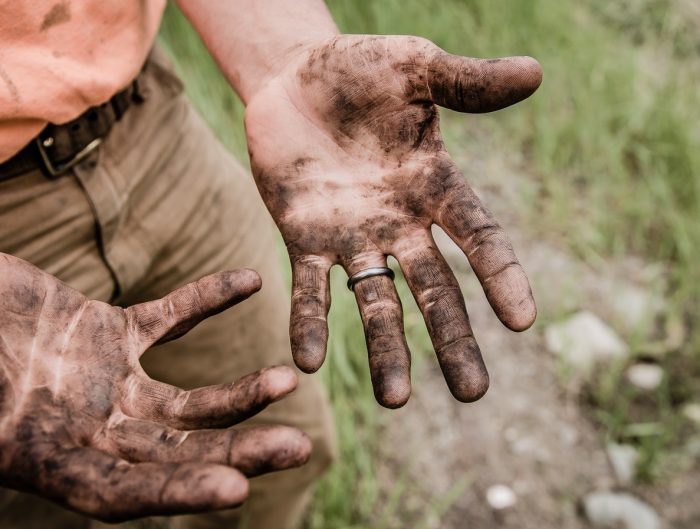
[159, 0, 700, 524]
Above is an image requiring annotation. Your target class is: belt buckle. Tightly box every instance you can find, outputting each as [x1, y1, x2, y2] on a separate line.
[35, 136, 102, 177]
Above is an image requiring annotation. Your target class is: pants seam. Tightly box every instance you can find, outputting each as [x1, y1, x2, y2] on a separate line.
[70, 169, 121, 302]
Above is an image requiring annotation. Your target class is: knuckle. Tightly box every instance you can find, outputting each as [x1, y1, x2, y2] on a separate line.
[467, 224, 509, 255]
[468, 222, 501, 244]
[365, 311, 404, 342]
[363, 297, 401, 316]
[167, 389, 191, 421]
[291, 288, 327, 314]
[419, 283, 461, 308]
[187, 282, 205, 313]
[483, 261, 521, 283]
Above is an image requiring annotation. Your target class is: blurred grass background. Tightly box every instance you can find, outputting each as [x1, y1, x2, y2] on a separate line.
[159, 0, 700, 526]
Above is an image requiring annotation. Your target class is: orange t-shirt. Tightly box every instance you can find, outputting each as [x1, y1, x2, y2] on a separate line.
[0, 0, 166, 163]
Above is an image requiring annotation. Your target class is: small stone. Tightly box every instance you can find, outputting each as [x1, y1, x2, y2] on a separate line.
[606, 443, 639, 485]
[486, 484, 517, 510]
[682, 403, 700, 425]
[545, 311, 629, 372]
[625, 363, 664, 391]
[583, 491, 661, 529]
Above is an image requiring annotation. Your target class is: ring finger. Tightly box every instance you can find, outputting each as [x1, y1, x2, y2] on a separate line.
[344, 253, 411, 408]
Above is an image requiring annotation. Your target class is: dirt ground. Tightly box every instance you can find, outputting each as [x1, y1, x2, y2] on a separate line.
[375, 141, 700, 529]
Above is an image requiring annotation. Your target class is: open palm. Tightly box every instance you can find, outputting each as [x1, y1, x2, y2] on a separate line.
[245, 35, 541, 407]
[0, 254, 310, 521]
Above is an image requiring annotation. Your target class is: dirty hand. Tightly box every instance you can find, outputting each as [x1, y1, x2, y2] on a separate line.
[245, 35, 541, 408]
[0, 253, 310, 522]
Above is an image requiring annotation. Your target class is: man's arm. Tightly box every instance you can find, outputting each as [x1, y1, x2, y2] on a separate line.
[176, 0, 338, 104]
[177, 0, 542, 407]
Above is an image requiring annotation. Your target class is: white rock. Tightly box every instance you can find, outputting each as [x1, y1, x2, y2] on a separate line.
[682, 403, 700, 424]
[486, 484, 517, 510]
[583, 491, 661, 529]
[545, 311, 629, 371]
[625, 364, 664, 391]
[606, 443, 639, 485]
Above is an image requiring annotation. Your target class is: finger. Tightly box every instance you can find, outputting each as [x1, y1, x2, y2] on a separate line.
[97, 414, 312, 477]
[289, 255, 331, 373]
[395, 233, 489, 402]
[123, 366, 298, 429]
[436, 175, 536, 331]
[126, 269, 262, 347]
[37, 447, 248, 523]
[419, 53, 542, 113]
[346, 255, 411, 408]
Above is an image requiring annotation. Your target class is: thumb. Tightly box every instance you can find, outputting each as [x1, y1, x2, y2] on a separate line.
[423, 53, 542, 113]
[126, 269, 262, 346]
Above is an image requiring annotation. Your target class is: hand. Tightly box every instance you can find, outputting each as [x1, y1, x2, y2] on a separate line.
[0, 253, 310, 522]
[245, 35, 541, 408]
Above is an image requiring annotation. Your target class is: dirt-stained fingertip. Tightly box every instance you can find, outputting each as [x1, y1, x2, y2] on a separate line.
[229, 426, 313, 476]
[436, 337, 491, 403]
[289, 430, 313, 467]
[225, 268, 262, 295]
[483, 265, 538, 332]
[372, 370, 412, 409]
[375, 386, 411, 409]
[513, 55, 543, 93]
[95, 463, 250, 522]
[293, 355, 323, 374]
[446, 368, 490, 403]
[259, 365, 299, 401]
[503, 296, 537, 333]
[290, 320, 328, 373]
[185, 464, 250, 509]
[293, 356, 323, 374]
[477, 55, 544, 111]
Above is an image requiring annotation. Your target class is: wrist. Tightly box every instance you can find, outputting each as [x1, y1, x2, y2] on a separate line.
[243, 33, 339, 103]
[176, 0, 339, 105]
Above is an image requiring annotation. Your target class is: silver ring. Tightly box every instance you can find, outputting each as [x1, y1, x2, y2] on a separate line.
[347, 267, 395, 291]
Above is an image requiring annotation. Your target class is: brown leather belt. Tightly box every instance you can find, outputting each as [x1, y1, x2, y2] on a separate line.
[0, 82, 142, 181]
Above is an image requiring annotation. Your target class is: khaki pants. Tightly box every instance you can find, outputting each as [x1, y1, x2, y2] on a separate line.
[0, 49, 336, 529]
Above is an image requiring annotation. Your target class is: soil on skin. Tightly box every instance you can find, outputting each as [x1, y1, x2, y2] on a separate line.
[375, 136, 700, 528]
